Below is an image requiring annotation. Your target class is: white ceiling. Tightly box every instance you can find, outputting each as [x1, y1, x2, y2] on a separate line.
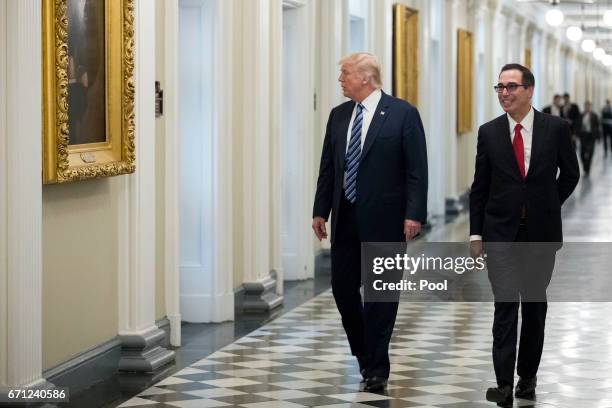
[517, 0, 612, 51]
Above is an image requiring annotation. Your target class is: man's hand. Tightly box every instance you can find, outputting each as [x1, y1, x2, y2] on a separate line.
[404, 219, 421, 241]
[470, 240, 483, 258]
[312, 217, 328, 241]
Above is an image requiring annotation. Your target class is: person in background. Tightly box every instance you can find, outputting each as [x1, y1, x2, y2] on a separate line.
[579, 101, 600, 176]
[601, 99, 612, 157]
[542, 94, 562, 117]
[561, 93, 581, 142]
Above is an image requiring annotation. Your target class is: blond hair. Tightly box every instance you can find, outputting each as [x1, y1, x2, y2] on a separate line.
[338, 53, 382, 89]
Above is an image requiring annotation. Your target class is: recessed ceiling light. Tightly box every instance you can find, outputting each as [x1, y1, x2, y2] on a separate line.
[581, 39, 596, 53]
[566, 26, 583, 42]
[545, 8, 564, 27]
[604, 9, 612, 27]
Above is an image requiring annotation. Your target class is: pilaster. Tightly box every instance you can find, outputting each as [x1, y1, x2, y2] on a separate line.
[240, 0, 282, 312]
[117, 0, 174, 371]
[0, 0, 44, 388]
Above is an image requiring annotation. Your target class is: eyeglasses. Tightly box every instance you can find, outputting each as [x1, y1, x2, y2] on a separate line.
[494, 83, 529, 93]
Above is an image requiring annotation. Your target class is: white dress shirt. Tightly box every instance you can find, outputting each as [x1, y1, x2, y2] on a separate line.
[470, 107, 534, 242]
[582, 112, 592, 133]
[345, 89, 382, 154]
[551, 105, 560, 117]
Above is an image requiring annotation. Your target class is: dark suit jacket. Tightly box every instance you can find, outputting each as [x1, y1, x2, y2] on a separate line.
[313, 91, 428, 243]
[469, 110, 579, 244]
[542, 105, 552, 114]
[562, 103, 581, 134]
[580, 112, 600, 139]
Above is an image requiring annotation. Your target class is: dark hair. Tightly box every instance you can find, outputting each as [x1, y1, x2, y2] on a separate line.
[563, 93, 570, 98]
[553, 94, 561, 99]
[500, 63, 535, 88]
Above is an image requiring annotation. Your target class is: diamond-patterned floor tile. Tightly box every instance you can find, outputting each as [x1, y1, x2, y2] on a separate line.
[120, 291, 612, 408]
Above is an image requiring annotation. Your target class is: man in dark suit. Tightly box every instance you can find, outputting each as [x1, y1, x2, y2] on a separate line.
[561, 92, 581, 139]
[542, 94, 561, 116]
[579, 101, 600, 175]
[312, 52, 428, 392]
[469, 64, 579, 405]
[601, 99, 612, 157]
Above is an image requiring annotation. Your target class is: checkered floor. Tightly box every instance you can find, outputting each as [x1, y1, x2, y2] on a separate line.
[117, 293, 612, 408]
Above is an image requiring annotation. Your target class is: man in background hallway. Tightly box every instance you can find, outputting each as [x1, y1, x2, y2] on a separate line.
[561, 93, 581, 141]
[542, 94, 561, 116]
[579, 101, 600, 175]
[602, 99, 612, 157]
[312, 53, 428, 392]
[470, 64, 579, 405]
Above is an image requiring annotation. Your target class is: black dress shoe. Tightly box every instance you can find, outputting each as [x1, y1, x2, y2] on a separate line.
[364, 376, 387, 392]
[515, 376, 537, 398]
[486, 385, 513, 404]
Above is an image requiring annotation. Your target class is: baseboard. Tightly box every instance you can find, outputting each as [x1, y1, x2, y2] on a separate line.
[44, 318, 171, 395]
[234, 284, 245, 312]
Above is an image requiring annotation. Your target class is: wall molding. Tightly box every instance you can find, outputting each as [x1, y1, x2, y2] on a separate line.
[43, 319, 170, 394]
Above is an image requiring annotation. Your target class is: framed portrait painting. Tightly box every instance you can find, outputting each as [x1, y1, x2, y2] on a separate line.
[42, 0, 135, 184]
[456, 29, 473, 134]
[392, 3, 418, 107]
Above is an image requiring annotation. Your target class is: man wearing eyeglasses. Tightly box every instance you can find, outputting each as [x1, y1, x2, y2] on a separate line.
[469, 64, 579, 405]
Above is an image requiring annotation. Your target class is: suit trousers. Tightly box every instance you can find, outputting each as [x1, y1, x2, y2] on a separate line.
[603, 125, 612, 156]
[579, 132, 595, 174]
[331, 195, 400, 379]
[490, 223, 555, 387]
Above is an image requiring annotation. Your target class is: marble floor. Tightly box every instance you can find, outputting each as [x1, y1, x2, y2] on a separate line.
[98, 145, 612, 408]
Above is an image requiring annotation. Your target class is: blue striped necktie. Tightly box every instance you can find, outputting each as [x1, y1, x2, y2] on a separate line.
[344, 103, 364, 203]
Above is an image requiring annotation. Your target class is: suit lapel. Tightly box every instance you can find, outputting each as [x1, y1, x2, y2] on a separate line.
[361, 92, 391, 160]
[527, 109, 545, 179]
[498, 114, 523, 182]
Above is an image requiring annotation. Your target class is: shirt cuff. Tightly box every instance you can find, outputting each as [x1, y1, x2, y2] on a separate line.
[469, 235, 482, 242]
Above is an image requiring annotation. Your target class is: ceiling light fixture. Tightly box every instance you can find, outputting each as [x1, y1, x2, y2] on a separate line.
[566, 26, 582, 42]
[546, 9, 564, 26]
[545, 1, 564, 27]
[605, 1, 612, 27]
[605, 10, 612, 26]
[582, 39, 596, 53]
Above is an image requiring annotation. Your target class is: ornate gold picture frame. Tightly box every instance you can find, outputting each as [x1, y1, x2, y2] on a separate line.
[392, 4, 418, 107]
[42, 0, 135, 184]
[456, 29, 473, 134]
[524, 48, 532, 69]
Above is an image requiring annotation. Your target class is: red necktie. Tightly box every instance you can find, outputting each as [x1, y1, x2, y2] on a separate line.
[513, 123, 525, 179]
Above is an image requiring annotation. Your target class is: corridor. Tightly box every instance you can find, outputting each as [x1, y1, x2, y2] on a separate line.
[114, 150, 612, 408]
